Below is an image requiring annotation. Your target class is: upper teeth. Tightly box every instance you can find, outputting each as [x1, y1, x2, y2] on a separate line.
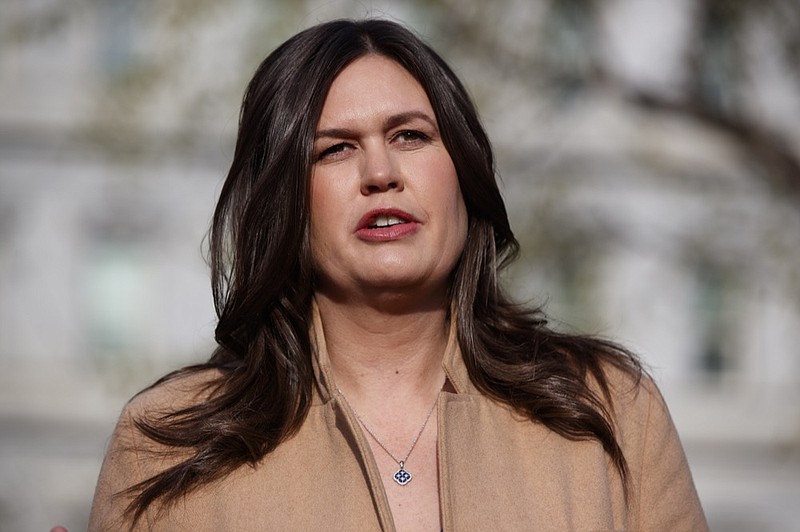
[372, 215, 404, 228]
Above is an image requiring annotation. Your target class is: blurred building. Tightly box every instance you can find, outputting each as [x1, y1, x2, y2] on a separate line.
[1, 1, 798, 530]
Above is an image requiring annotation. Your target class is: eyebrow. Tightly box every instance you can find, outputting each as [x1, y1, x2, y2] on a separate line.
[315, 110, 437, 140]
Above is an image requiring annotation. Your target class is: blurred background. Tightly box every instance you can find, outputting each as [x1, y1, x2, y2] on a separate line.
[1, 0, 799, 530]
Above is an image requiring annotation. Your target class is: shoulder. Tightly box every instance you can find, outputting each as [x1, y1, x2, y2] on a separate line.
[109, 368, 225, 478]
[588, 360, 678, 469]
[600, 364, 709, 530]
[106, 366, 225, 465]
[125, 367, 225, 420]
[599, 362, 669, 440]
[89, 368, 224, 530]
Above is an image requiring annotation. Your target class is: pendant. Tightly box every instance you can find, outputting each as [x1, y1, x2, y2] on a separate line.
[393, 462, 412, 486]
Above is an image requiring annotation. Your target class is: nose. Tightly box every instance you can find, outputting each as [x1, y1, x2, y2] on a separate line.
[360, 144, 403, 195]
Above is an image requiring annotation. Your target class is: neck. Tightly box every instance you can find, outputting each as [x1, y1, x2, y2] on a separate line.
[314, 290, 449, 406]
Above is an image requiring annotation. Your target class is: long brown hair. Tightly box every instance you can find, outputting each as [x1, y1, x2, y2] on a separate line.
[125, 18, 641, 523]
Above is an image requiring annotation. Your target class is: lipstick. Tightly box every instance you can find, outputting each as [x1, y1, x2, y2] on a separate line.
[356, 208, 420, 241]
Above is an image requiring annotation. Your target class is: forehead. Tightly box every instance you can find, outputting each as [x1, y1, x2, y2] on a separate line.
[317, 55, 434, 127]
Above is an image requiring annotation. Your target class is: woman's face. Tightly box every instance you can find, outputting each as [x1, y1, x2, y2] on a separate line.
[310, 54, 468, 302]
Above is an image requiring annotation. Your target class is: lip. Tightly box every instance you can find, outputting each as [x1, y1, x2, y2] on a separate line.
[355, 208, 421, 242]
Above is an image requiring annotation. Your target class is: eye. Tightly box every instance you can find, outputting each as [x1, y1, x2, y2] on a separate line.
[393, 130, 431, 146]
[316, 142, 353, 162]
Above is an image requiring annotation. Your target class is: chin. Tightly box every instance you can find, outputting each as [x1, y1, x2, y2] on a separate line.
[362, 273, 450, 297]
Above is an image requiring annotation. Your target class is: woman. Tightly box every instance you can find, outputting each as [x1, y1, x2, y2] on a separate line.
[89, 18, 707, 531]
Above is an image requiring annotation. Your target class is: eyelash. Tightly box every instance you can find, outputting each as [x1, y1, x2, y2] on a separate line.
[317, 143, 350, 160]
[315, 130, 431, 162]
[393, 130, 430, 143]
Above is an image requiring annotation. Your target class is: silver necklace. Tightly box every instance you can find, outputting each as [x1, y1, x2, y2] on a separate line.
[337, 389, 439, 486]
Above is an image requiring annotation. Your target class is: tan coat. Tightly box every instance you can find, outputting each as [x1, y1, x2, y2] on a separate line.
[89, 311, 708, 531]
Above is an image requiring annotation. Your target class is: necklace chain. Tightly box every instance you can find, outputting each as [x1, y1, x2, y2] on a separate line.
[337, 388, 439, 486]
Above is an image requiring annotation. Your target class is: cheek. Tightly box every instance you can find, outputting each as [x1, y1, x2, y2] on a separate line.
[434, 162, 468, 256]
[451, 193, 469, 256]
[309, 175, 337, 259]
[441, 163, 468, 233]
[309, 169, 358, 272]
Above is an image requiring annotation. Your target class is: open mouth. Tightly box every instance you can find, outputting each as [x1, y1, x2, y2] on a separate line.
[368, 214, 406, 229]
[356, 209, 419, 241]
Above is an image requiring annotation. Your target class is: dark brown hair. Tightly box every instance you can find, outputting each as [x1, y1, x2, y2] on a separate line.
[125, 18, 641, 523]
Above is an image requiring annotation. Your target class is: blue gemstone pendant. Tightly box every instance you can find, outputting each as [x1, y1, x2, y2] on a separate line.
[393, 463, 412, 486]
